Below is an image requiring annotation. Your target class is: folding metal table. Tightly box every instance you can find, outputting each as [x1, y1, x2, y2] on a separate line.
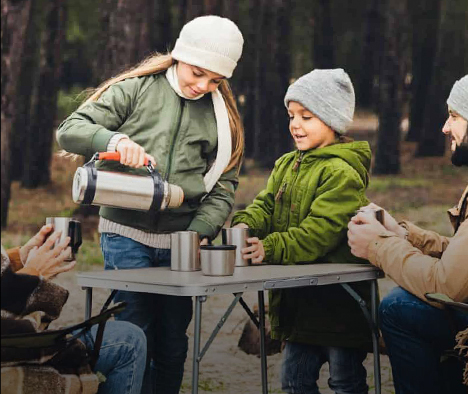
[77, 263, 384, 394]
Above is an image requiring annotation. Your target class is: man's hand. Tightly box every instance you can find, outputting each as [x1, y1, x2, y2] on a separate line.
[353, 203, 408, 239]
[25, 231, 76, 280]
[347, 213, 387, 260]
[20, 224, 53, 264]
[241, 237, 265, 264]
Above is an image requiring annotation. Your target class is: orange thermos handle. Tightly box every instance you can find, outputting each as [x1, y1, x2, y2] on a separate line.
[97, 152, 150, 166]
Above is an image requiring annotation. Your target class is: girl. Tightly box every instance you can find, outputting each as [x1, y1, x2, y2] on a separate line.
[57, 15, 244, 394]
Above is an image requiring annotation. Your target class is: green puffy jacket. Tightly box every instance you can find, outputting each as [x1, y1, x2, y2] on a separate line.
[231, 141, 374, 348]
[57, 74, 238, 239]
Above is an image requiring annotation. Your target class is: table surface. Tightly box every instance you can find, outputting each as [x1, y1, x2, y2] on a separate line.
[77, 263, 384, 296]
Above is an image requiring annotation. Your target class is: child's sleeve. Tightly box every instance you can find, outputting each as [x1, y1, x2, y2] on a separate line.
[56, 78, 140, 157]
[230, 160, 281, 239]
[262, 163, 368, 264]
[186, 165, 239, 240]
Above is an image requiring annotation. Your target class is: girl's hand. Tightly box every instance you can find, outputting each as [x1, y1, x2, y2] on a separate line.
[25, 231, 76, 280]
[242, 237, 265, 265]
[20, 224, 53, 263]
[116, 139, 156, 168]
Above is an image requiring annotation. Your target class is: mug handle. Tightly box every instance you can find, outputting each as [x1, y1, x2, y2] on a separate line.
[68, 221, 83, 253]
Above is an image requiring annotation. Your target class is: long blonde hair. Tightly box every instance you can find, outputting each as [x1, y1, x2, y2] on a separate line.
[77, 53, 244, 172]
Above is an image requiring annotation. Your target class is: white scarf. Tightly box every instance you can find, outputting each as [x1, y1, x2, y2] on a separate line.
[165, 65, 232, 193]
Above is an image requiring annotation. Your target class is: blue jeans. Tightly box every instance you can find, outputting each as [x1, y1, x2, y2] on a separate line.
[79, 321, 146, 394]
[101, 233, 193, 394]
[379, 286, 468, 394]
[281, 341, 368, 394]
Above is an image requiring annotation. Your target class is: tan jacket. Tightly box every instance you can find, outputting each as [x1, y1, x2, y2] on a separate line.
[368, 186, 468, 303]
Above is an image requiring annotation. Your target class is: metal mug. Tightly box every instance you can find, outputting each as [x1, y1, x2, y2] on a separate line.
[222, 227, 251, 267]
[200, 245, 236, 276]
[170, 231, 200, 271]
[45, 217, 82, 261]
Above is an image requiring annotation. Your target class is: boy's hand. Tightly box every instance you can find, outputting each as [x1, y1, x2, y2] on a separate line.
[20, 224, 53, 263]
[242, 237, 265, 264]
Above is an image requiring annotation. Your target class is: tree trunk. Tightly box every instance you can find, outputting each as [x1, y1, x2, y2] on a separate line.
[406, 0, 441, 142]
[313, 0, 335, 68]
[416, 0, 468, 157]
[1, 0, 32, 228]
[22, 0, 66, 188]
[152, 0, 172, 53]
[357, 0, 380, 108]
[373, 0, 408, 175]
[10, 0, 42, 181]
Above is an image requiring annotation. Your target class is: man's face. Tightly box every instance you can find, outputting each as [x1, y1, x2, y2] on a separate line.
[442, 109, 468, 152]
[442, 108, 468, 166]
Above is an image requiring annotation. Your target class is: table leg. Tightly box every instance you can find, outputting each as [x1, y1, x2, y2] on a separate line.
[84, 287, 93, 320]
[371, 280, 381, 394]
[258, 290, 268, 394]
[192, 295, 206, 394]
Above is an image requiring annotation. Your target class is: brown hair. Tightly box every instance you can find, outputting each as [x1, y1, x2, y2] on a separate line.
[78, 53, 244, 172]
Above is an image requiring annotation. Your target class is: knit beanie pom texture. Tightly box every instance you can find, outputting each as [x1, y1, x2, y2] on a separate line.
[171, 15, 244, 78]
[447, 75, 468, 121]
[284, 68, 355, 134]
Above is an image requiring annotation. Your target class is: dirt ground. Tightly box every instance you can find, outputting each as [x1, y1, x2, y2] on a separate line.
[51, 269, 398, 394]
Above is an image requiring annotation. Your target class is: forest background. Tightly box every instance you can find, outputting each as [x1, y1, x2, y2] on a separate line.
[1, 1, 467, 392]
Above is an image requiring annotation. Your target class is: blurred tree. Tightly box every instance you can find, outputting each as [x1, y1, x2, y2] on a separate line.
[416, 0, 468, 157]
[373, 0, 409, 174]
[313, 0, 335, 68]
[406, 0, 441, 142]
[357, 0, 380, 108]
[1, 0, 32, 227]
[9, 0, 42, 181]
[22, 0, 67, 188]
[152, 0, 172, 52]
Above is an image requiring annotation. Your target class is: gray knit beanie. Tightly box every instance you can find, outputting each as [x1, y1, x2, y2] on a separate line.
[284, 69, 355, 134]
[447, 75, 468, 121]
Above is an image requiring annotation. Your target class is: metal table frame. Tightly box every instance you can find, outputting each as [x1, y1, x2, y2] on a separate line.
[77, 264, 384, 394]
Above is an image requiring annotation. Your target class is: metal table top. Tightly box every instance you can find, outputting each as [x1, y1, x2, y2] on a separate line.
[77, 263, 384, 296]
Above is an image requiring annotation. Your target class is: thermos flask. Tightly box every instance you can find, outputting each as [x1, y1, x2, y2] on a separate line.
[72, 152, 184, 212]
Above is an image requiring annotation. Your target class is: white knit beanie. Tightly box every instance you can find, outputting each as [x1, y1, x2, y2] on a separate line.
[447, 75, 468, 121]
[171, 15, 244, 78]
[284, 69, 355, 134]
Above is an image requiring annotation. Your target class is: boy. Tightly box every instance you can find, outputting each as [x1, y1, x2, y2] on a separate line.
[232, 69, 372, 393]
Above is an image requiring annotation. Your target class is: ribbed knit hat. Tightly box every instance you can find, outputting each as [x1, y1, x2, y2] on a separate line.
[171, 15, 244, 78]
[284, 69, 355, 134]
[447, 75, 468, 121]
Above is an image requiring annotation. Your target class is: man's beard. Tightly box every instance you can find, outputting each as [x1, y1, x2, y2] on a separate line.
[451, 131, 468, 167]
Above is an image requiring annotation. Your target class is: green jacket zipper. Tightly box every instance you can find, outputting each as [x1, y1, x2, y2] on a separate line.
[164, 99, 185, 182]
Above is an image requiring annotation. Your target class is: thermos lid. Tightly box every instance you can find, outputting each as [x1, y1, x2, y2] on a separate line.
[72, 167, 88, 203]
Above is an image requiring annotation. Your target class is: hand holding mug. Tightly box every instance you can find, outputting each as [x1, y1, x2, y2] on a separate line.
[241, 237, 265, 265]
[19, 224, 53, 263]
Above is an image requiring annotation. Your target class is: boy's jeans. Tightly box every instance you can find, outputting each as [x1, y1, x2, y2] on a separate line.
[379, 286, 468, 394]
[281, 341, 368, 394]
[79, 321, 147, 394]
[101, 233, 193, 394]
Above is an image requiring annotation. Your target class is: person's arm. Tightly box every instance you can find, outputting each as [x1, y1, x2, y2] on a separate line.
[186, 165, 239, 240]
[56, 78, 139, 157]
[399, 220, 450, 258]
[367, 220, 468, 302]
[263, 164, 368, 265]
[230, 156, 286, 238]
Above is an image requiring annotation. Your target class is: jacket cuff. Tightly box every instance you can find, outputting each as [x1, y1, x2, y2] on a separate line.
[367, 230, 399, 267]
[107, 133, 129, 152]
[91, 129, 116, 153]
[6, 247, 23, 272]
[399, 220, 423, 248]
[262, 237, 275, 264]
[187, 218, 216, 240]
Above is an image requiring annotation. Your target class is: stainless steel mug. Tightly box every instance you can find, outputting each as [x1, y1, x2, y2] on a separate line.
[222, 227, 251, 267]
[200, 245, 236, 276]
[170, 231, 200, 271]
[45, 217, 82, 261]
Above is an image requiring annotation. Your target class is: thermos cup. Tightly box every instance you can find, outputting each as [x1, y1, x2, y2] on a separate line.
[200, 245, 236, 276]
[222, 227, 251, 267]
[45, 217, 82, 261]
[72, 152, 184, 212]
[170, 231, 200, 271]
